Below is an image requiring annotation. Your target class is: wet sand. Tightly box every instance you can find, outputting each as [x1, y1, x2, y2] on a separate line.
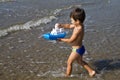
[0, 23, 120, 80]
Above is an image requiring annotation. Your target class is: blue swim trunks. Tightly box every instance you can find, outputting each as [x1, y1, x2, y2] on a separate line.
[72, 45, 85, 56]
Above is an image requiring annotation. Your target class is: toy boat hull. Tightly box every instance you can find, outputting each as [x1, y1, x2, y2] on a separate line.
[42, 32, 66, 40]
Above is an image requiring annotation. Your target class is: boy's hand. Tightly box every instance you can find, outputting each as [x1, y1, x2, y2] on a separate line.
[55, 23, 61, 28]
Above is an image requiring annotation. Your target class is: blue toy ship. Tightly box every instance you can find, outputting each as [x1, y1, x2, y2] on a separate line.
[42, 32, 66, 40]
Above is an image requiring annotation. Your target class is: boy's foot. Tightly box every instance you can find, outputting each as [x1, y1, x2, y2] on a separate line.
[89, 71, 96, 77]
[65, 74, 70, 77]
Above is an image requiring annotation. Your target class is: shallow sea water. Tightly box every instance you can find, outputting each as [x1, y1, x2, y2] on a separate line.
[0, 0, 120, 80]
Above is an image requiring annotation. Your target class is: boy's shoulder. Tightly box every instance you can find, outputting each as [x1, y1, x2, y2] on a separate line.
[77, 24, 83, 29]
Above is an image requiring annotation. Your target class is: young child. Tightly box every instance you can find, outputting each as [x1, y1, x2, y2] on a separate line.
[57, 7, 96, 77]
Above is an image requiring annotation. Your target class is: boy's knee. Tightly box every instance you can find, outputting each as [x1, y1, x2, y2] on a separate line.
[77, 60, 86, 66]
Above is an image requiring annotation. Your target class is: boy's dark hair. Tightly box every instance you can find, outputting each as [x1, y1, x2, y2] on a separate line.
[70, 8, 86, 23]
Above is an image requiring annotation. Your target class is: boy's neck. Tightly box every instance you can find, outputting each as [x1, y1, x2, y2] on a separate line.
[75, 20, 83, 26]
[75, 22, 83, 27]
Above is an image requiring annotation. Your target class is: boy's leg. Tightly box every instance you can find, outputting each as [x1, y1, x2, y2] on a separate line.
[66, 52, 79, 77]
[76, 55, 96, 77]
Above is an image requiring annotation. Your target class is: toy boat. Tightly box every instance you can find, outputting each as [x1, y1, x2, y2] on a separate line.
[42, 32, 66, 40]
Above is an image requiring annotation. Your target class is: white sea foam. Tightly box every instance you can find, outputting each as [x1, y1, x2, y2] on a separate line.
[53, 9, 62, 15]
[0, 16, 57, 37]
[36, 69, 65, 77]
[0, 0, 15, 2]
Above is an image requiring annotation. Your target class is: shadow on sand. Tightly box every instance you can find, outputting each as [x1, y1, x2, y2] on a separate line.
[93, 59, 120, 72]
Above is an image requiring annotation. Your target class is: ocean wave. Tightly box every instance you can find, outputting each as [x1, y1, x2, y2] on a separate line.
[0, 16, 57, 37]
[0, 5, 75, 38]
[0, 0, 15, 3]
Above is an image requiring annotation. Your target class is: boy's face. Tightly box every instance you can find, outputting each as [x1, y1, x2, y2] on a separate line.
[70, 18, 75, 24]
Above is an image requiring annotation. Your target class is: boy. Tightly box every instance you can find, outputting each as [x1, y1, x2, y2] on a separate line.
[57, 8, 95, 77]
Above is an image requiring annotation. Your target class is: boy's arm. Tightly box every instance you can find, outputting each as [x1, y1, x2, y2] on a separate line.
[58, 23, 75, 29]
[58, 27, 81, 43]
